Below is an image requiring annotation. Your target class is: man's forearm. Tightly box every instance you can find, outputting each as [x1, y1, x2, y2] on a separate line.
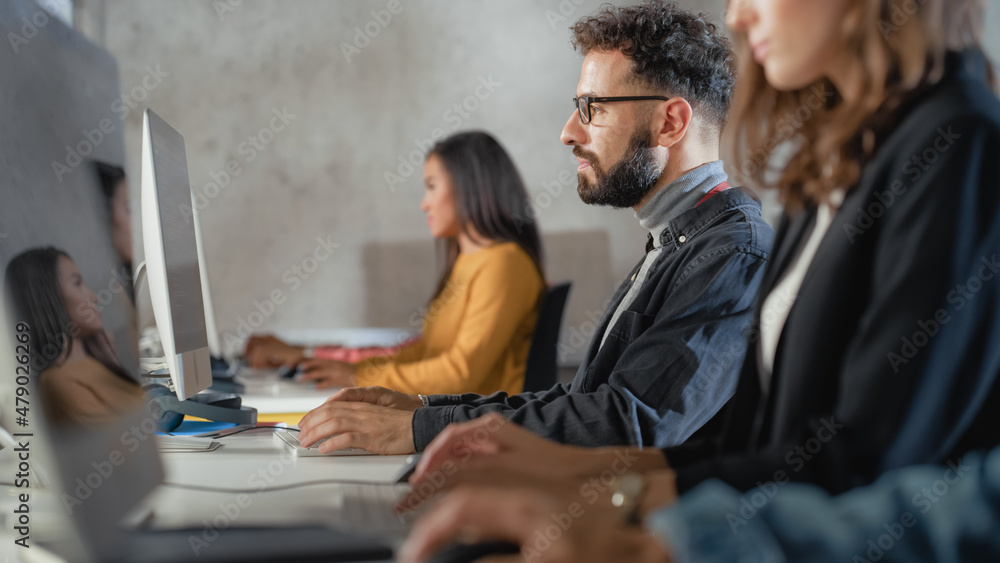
[426, 384, 569, 409]
[412, 405, 456, 451]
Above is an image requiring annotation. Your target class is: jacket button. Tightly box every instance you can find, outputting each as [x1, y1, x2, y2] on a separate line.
[678, 235, 687, 243]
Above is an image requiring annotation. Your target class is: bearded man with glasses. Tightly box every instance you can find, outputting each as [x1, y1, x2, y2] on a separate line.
[298, 1, 775, 457]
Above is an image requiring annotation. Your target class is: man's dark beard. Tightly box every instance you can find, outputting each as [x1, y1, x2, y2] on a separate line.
[575, 128, 662, 208]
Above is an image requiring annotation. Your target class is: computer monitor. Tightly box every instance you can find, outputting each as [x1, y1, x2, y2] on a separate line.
[140, 108, 213, 399]
[193, 202, 224, 359]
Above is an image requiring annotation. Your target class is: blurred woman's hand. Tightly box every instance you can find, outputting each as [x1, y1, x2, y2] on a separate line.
[298, 358, 358, 389]
[244, 334, 304, 368]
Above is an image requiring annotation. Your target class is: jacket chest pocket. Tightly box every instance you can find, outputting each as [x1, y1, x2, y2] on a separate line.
[583, 310, 656, 388]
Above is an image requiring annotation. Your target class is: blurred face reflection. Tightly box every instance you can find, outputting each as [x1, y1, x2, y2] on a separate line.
[110, 179, 133, 266]
[57, 256, 103, 336]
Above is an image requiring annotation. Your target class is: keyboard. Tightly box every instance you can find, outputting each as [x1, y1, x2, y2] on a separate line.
[340, 482, 415, 533]
[116, 525, 393, 562]
[273, 430, 374, 456]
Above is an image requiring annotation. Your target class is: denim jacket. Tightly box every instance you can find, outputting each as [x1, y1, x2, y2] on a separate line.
[649, 446, 1000, 562]
[411, 187, 775, 451]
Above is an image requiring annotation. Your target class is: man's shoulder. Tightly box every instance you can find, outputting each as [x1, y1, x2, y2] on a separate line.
[670, 187, 775, 259]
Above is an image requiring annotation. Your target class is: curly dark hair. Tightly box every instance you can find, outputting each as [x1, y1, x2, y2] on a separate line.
[570, 1, 736, 132]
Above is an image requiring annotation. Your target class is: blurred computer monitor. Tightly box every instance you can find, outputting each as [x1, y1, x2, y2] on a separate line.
[140, 108, 213, 399]
[0, 6, 383, 560]
[193, 202, 224, 359]
[0, 2, 165, 554]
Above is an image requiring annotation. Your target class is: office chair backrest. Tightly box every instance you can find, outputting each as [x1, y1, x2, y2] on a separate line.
[522, 282, 572, 393]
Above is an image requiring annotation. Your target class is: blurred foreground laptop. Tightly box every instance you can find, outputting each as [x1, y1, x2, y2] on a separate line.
[0, 106, 395, 563]
[0, 3, 397, 556]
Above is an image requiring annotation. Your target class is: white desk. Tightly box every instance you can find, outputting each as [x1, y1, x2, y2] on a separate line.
[225, 327, 417, 358]
[271, 328, 417, 348]
[1, 328, 420, 562]
[1, 430, 412, 562]
[143, 429, 413, 530]
[236, 367, 337, 415]
[231, 327, 417, 416]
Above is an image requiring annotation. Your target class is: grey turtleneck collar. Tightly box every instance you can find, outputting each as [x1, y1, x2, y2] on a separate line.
[636, 160, 728, 249]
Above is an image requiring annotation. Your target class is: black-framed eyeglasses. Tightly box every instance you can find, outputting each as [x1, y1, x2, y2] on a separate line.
[572, 96, 672, 125]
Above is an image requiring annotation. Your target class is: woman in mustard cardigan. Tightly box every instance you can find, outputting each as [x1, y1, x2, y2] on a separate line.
[246, 131, 546, 396]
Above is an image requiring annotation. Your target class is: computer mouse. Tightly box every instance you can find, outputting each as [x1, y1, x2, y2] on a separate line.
[395, 454, 422, 484]
[427, 541, 521, 563]
[278, 364, 302, 379]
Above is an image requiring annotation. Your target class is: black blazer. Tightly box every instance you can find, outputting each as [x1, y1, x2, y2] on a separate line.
[667, 50, 1000, 495]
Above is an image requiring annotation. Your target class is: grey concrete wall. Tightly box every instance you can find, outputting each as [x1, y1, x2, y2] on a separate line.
[985, 0, 1000, 72]
[73, 0, 727, 363]
[69, 0, 999, 363]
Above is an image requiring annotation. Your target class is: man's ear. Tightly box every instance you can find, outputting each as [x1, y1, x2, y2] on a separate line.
[653, 97, 693, 148]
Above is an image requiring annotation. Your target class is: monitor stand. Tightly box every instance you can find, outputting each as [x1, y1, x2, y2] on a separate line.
[146, 386, 257, 431]
[209, 355, 245, 393]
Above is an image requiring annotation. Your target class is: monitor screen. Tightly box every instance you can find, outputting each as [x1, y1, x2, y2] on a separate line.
[147, 111, 209, 355]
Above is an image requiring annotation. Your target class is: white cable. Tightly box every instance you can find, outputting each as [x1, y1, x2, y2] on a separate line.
[0, 405, 20, 451]
[132, 260, 148, 296]
[0, 425, 18, 451]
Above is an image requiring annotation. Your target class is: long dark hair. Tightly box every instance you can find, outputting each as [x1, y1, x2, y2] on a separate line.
[5, 247, 135, 384]
[427, 131, 545, 301]
[94, 161, 126, 201]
